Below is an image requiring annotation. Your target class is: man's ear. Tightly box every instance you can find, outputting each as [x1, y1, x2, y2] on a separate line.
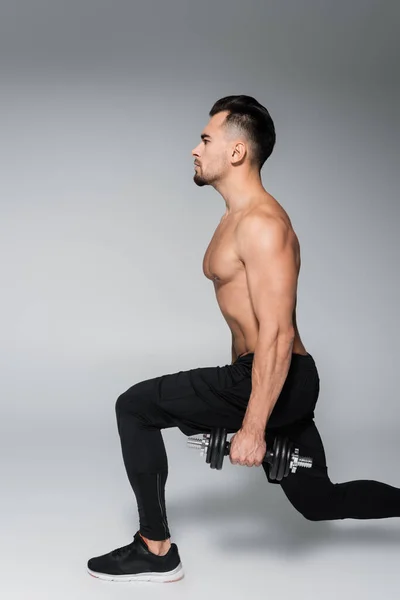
[231, 141, 247, 164]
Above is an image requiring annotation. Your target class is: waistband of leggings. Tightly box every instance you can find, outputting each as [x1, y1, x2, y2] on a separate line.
[235, 351, 315, 363]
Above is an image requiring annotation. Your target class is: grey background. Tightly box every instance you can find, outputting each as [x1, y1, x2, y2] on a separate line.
[1, 1, 399, 598]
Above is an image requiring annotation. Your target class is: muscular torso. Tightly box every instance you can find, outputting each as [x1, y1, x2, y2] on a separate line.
[202, 195, 308, 359]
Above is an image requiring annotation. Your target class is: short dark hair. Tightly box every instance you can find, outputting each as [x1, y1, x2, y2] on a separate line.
[209, 95, 276, 170]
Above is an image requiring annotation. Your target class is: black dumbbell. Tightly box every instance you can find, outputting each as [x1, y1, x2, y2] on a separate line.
[187, 427, 313, 481]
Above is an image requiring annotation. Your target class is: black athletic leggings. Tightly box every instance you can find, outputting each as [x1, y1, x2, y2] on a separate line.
[115, 352, 400, 540]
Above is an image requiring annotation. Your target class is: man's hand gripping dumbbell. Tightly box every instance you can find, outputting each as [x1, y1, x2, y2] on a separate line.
[187, 427, 313, 482]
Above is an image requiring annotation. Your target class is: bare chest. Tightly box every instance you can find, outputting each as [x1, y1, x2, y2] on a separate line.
[202, 218, 243, 283]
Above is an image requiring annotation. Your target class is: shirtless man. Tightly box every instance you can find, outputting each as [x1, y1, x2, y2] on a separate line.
[87, 95, 400, 583]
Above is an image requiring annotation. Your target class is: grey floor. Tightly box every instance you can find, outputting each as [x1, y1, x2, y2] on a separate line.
[4, 424, 400, 600]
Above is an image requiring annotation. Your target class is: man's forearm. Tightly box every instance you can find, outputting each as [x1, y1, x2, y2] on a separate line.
[242, 331, 294, 432]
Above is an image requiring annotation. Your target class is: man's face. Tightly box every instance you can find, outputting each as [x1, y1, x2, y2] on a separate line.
[191, 112, 232, 187]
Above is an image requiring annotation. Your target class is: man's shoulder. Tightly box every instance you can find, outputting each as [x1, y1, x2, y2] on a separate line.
[238, 202, 292, 236]
[236, 202, 299, 261]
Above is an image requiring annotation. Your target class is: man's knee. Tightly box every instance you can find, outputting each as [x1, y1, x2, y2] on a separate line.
[282, 479, 339, 522]
[115, 392, 126, 416]
[300, 508, 327, 521]
[115, 384, 142, 417]
[287, 496, 329, 521]
[115, 381, 172, 430]
[284, 495, 320, 521]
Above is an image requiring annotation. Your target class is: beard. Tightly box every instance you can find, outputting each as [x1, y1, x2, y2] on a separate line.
[193, 165, 219, 187]
[193, 172, 209, 187]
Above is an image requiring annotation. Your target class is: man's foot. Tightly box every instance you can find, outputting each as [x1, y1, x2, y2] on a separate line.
[139, 533, 171, 555]
[87, 531, 184, 583]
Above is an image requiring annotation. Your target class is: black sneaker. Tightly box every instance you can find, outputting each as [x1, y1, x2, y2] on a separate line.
[87, 531, 184, 583]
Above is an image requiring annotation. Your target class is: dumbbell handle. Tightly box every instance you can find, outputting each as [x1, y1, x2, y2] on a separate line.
[187, 434, 313, 472]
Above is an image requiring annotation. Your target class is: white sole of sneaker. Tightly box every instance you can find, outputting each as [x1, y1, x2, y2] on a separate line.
[87, 562, 184, 583]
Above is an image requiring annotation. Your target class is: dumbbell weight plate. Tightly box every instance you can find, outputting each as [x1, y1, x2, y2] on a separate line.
[206, 428, 221, 467]
[276, 436, 289, 482]
[284, 440, 293, 478]
[268, 436, 280, 481]
[205, 432, 213, 465]
[210, 428, 226, 470]
[216, 427, 227, 470]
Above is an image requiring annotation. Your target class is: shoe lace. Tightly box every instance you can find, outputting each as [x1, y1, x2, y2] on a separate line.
[111, 540, 135, 557]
